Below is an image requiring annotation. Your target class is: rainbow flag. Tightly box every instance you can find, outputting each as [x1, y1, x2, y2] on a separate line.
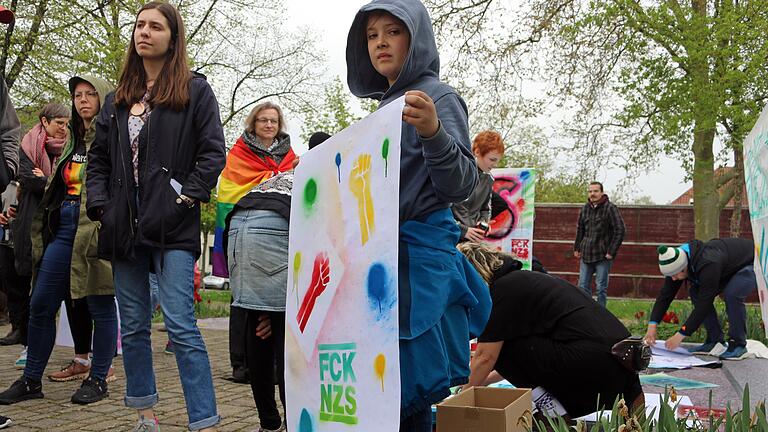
[212, 138, 296, 277]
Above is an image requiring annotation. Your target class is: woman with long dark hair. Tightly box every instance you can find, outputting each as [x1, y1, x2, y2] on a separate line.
[86, 2, 225, 431]
[0, 75, 117, 406]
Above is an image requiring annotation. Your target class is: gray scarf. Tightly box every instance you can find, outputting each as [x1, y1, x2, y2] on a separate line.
[241, 131, 292, 165]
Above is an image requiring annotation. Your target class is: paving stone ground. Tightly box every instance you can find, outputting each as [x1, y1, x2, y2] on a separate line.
[0, 317, 765, 431]
[0, 321, 269, 431]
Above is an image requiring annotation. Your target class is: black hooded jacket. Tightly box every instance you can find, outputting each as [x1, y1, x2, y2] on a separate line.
[86, 74, 226, 259]
[649, 237, 754, 336]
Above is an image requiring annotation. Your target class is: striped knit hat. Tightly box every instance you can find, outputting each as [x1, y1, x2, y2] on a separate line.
[658, 245, 688, 276]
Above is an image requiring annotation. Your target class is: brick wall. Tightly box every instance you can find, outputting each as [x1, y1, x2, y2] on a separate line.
[533, 204, 758, 300]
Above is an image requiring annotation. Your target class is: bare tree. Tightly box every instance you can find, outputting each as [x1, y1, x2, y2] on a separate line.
[2, 0, 325, 139]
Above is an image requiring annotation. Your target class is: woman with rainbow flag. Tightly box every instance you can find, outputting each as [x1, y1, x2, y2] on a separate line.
[212, 101, 296, 384]
[211, 101, 296, 277]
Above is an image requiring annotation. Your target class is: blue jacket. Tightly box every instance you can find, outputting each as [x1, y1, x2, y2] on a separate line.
[346, 0, 478, 222]
[399, 210, 491, 414]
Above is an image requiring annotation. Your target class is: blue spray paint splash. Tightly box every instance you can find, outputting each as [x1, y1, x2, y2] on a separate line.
[367, 263, 391, 316]
[335, 153, 342, 183]
[299, 408, 313, 432]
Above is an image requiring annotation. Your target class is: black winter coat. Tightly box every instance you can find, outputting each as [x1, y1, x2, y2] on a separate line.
[11, 150, 49, 276]
[86, 75, 226, 259]
[649, 237, 755, 336]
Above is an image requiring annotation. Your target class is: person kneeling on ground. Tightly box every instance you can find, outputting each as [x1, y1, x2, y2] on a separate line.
[644, 238, 757, 360]
[459, 242, 644, 420]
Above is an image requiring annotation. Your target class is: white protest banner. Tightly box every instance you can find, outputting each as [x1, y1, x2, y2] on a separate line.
[484, 168, 536, 270]
[743, 103, 768, 337]
[285, 96, 404, 431]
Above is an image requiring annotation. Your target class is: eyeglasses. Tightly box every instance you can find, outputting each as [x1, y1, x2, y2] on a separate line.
[74, 91, 98, 100]
[255, 118, 279, 125]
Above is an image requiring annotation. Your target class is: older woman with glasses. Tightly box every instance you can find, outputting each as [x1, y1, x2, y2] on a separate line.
[211, 101, 296, 385]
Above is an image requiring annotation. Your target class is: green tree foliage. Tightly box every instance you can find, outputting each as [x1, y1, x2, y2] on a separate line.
[2, 0, 324, 141]
[500, 123, 590, 203]
[199, 192, 217, 272]
[425, 0, 768, 240]
[299, 77, 360, 142]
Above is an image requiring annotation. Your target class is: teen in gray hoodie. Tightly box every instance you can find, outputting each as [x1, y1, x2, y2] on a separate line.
[347, 1, 491, 430]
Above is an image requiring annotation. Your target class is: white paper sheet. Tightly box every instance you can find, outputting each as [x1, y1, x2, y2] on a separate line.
[285, 96, 405, 432]
[648, 341, 719, 369]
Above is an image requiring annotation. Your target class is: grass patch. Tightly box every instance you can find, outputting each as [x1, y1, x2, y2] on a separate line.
[152, 288, 231, 322]
[608, 298, 766, 345]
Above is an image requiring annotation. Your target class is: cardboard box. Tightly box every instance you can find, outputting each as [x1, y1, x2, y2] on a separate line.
[436, 387, 532, 432]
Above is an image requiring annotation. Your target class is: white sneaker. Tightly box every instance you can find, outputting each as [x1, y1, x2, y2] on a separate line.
[133, 416, 160, 432]
[14, 347, 26, 369]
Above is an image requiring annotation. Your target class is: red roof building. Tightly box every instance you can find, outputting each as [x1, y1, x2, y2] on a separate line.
[669, 167, 747, 207]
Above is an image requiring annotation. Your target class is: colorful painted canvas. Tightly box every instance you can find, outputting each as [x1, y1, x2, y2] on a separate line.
[484, 168, 536, 270]
[284, 96, 404, 431]
[743, 103, 768, 337]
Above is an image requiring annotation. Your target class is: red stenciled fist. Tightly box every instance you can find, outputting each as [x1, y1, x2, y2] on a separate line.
[297, 252, 330, 332]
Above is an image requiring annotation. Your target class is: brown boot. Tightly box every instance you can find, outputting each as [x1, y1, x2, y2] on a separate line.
[47, 360, 90, 382]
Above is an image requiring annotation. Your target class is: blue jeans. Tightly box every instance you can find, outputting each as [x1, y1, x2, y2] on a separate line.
[690, 265, 757, 347]
[25, 201, 117, 381]
[112, 247, 219, 430]
[227, 209, 288, 311]
[578, 259, 613, 307]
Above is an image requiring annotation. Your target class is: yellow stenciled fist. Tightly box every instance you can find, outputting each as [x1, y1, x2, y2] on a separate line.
[349, 154, 375, 245]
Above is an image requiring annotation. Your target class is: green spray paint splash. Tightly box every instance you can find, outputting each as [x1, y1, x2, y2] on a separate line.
[304, 178, 318, 212]
[381, 138, 390, 177]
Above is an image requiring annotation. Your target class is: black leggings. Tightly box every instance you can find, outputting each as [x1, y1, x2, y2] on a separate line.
[0, 245, 31, 345]
[64, 295, 92, 355]
[245, 310, 285, 430]
[229, 304, 248, 370]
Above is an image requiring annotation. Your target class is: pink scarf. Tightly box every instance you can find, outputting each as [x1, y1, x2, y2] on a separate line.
[20, 123, 66, 177]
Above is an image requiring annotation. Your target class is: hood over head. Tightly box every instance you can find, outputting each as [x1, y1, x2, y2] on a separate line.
[346, 0, 439, 100]
[68, 75, 114, 144]
[69, 75, 112, 110]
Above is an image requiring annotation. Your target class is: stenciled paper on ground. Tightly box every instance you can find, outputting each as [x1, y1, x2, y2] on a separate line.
[640, 373, 718, 390]
[285, 97, 404, 431]
[649, 342, 718, 369]
[743, 104, 768, 338]
[484, 168, 536, 269]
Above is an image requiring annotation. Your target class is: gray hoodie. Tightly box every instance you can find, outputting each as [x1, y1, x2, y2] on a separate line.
[0, 78, 20, 180]
[346, 0, 478, 222]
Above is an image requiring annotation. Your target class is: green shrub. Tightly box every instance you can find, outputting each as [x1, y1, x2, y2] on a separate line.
[529, 386, 767, 431]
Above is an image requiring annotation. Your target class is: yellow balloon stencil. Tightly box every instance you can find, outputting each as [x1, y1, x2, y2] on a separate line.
[293, 252, 302, 307]
[374, 353, 386, 392]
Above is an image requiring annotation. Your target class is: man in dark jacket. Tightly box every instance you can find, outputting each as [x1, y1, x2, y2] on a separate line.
[644, 238, 757, 360]
[573, 181, 625, 307]
[0, 3, 21, 427]
[0, 53, 19, 188]
[0, 5, 20, 341]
